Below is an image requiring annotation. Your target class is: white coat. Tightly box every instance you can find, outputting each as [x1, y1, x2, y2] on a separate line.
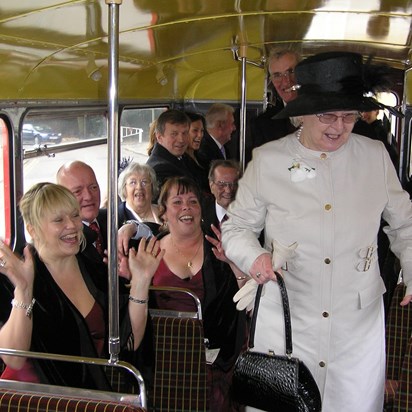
[222, 133, 412, 412]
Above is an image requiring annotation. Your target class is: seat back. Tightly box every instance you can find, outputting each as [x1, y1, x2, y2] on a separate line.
[0, 348, 146, 411]
[385, 283, 412, 380]
[393, 337, 412, 412]
[149, 286, 208, 412]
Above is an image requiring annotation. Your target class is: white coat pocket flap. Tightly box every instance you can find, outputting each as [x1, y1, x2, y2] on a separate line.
[358, 278, 386, 309]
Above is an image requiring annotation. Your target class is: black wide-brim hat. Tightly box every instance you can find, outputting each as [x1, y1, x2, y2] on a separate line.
[273, 51, 401, 119]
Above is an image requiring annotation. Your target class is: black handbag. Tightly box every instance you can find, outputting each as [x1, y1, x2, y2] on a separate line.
[232, 272, 322, 412]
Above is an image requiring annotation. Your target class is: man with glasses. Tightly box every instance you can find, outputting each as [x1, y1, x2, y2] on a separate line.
[202, 159, 241, 237]
[248, 48, 301, 162]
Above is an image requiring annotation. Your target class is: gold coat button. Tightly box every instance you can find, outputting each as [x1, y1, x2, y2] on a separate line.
[319, 361, 326, 367]
[325, 204, 332, 211]
[320, 153, 327, 159]
[322, 311, 329, 318]
[324, 258, 331, 264]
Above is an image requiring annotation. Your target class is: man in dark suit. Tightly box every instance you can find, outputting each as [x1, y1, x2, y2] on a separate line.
[197, 103, 236, 170]
[202, 159, 241, 237]
[56, 160, 107, 262]
[146, 109, 198, 193]
[248, 48, 301, 163]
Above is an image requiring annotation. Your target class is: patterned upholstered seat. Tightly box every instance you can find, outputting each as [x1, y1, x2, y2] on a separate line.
[151, 315, 208, 412]
[0, 388, 145, 412]
[0, 349, 147, 412]
[384, 282, 412, 412]
[0, 379, 146, 412]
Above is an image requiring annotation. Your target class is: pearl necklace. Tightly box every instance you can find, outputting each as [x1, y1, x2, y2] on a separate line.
[171, 235, 203, 269]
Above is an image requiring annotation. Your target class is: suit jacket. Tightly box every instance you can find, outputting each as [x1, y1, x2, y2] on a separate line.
[197, 133, 226, 170]
[146, 143, 197, 191]
[248, 104, 297, 163]
[201, 196, 220, 237]
[82, 209, 108, 263]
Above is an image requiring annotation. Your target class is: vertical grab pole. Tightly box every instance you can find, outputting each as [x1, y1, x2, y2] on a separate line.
[105, 0, 122, 363]
[239, 43, 247, 173]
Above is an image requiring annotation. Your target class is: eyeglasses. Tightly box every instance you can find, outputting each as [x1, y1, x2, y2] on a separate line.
[316, 113, 360, 124]
[270, 68, 295, 82]
[126, 179, 151, 188]
[213, 181, 238, 190]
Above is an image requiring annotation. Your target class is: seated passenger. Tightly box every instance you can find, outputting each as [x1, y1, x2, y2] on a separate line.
[0, 182, 161, 391]
[117, 162, 162, 236]
[146, 176, 247, 411]
[56, 160, 107, 261]
[146, 110, 199, 193]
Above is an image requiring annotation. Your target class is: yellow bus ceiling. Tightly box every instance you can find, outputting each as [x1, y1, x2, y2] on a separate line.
[0, 0, 411, 101]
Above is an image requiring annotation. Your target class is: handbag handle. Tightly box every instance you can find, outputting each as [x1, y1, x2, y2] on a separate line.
[248, 272, 293, 357]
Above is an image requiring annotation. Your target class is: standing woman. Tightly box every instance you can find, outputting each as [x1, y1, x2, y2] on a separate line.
[0, 182, 162, 390]
[222, 52, 412, 411]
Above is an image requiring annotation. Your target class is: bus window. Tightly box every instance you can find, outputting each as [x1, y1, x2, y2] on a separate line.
[22, 107, 166, 207]
[22, 109, 108, 199]
[119, 106, 167, 165]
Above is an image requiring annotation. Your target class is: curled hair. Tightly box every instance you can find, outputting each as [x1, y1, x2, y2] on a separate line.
[118, 162, 158, 201]
[19, 182, 86, 251]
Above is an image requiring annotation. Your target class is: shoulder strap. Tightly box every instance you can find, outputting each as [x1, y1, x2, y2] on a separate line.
[248, 272, 293, 357]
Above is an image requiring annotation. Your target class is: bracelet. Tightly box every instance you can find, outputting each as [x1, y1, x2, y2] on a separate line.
[11, 298, 36, 319]
[236, 275, 249, 280]
[129, 295, 148, 304]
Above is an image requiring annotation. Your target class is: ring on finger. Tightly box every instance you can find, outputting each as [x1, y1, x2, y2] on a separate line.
[0, 258, 6, 268]
[256, 272, 261, 278]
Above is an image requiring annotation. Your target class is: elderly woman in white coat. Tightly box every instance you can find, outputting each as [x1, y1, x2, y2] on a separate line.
[222, 51, 412, 412]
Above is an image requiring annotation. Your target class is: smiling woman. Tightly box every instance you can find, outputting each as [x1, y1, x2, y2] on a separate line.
[0, 182, 155, 394]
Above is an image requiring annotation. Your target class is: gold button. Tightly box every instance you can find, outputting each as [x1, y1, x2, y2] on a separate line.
[324, 258, 331, 264]
[324, 204, 332, 211]
[322, 311, 329, 318]
[320, 153, 327, 159]
[319, 361, 326, 367]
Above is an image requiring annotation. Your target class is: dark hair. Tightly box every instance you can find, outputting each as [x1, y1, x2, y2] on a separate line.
[155, 109, 191, 135]
[185, 111, 206, 128]
[158, 176, 202, 222]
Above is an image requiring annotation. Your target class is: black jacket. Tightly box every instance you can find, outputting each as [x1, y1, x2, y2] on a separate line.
[146, 143, 197, 191]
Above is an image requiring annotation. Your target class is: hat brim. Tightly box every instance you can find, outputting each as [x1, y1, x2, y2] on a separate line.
[272, 94, 380, 119]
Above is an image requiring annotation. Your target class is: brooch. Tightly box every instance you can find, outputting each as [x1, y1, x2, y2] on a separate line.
[288, 159, 316, 182]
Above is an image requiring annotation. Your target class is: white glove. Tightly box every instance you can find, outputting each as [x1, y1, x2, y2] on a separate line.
[272, 239, 298, 271]
[233, 278, 264, 312]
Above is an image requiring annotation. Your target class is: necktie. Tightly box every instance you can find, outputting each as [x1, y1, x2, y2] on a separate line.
[89, 221, 104, 256]
[220, 145, 226, 159]
[219, 213, 229, 228]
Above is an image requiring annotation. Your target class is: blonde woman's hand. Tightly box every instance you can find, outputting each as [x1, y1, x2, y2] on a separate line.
[0, 241, 34, 292]
[128, 237, 164, 285]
